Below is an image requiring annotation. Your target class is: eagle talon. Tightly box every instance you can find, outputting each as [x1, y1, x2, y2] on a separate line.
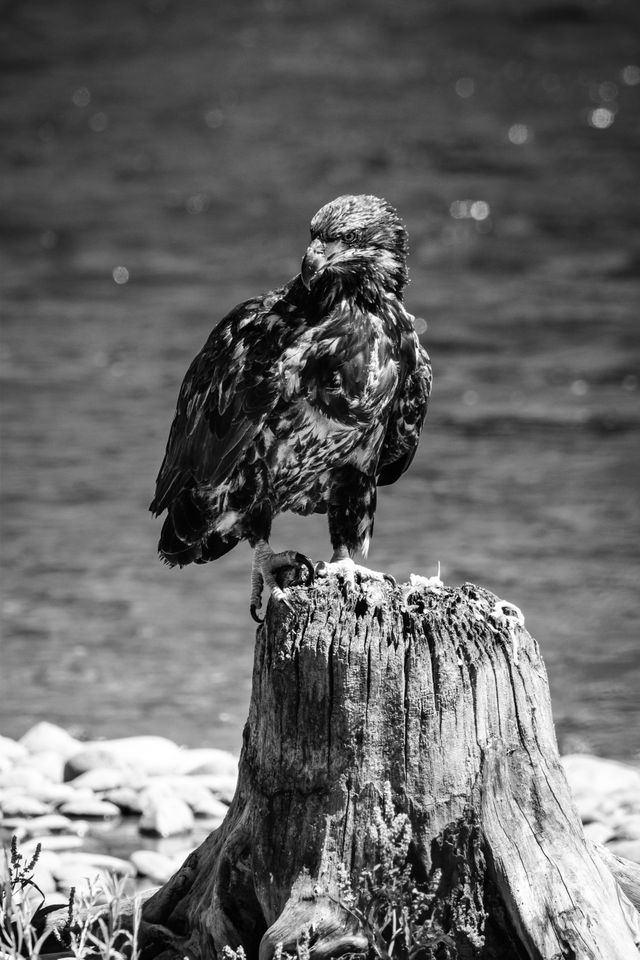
[314, 556, 393, 588]
[295, 552, 315, 584]
[250, 604, 263, 624]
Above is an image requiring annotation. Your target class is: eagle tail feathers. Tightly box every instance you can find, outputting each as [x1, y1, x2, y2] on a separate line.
[158, 491, 239, 567]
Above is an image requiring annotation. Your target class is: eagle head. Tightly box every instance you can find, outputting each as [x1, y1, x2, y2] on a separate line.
[301, 195, 409, 301]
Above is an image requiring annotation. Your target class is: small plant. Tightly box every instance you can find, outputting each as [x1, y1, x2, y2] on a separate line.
[62, 874, 141, 960]
[1, 838, 52, 959]
[224, 930, 312, 960]
[222, 946, 247, 960]
[1, 837, 141, 959]
[223, 786, 455, 960]
[334, 783, 454, 960]
[274, 928, 311, 960]
[4, 836, 45, 907]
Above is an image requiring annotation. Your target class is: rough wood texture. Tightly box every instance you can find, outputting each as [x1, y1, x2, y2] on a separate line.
[139, 578, 640, 959]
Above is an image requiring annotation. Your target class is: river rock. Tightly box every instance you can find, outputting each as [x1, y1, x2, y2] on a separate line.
[63, 747, 131, 781]
[562, 754, 640, 803]
[56, 851, 136, 878]
[574, 796, 611, 825]
[585, 798, 612, 823]
[59, 797, 121, 819]
[606, 839, 640, 864]
[0, 821, 28, 843]
[614, 816, 640, 841]
[189, 773, 237, 803]
[52, 853, 135, 902]
[21, 833, 85, 853]
[0, 735, 28, 763]
[53, 866, 110, 899]
[19, 722, 83, 760]
[42, 891, 74, 909]
[23, 813, 76, 835]
[102, 786, 144, 814]
[168, 845, 198, 867]
[70, 767, 142, 792]
[29, 782, 84, 806]
[0, 767, 48, 792]
[609, 787, 640, 819]
[0, 794, 53, 818]
[139, 787, 194, 837]
[146, 776, 228, 818]
[16, 750, 64, 783]
[65, 736, 182, 780]
[104, 736, 184, 775]
[176, 748, 238, 778]
[583, 820, 616, 845]
[21, 846, 62, 873]
[130, 849, 176, 884]
[18, 750, 65, 783]
[29, 860, 58, 896]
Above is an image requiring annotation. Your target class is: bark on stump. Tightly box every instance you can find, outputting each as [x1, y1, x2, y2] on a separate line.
[139, 577, 640, 960]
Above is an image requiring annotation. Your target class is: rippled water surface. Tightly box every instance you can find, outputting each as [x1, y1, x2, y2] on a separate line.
[1, 0, 639, 759]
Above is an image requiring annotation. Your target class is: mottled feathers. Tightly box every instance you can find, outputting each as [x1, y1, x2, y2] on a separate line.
[151, 195, 432, 567]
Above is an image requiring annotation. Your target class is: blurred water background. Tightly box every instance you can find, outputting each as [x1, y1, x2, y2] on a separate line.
[1, 0, 639, 760]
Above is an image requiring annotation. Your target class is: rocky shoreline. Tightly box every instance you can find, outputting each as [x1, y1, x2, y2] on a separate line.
[1, 722, 640, 909]
[1, 723, 238, 906]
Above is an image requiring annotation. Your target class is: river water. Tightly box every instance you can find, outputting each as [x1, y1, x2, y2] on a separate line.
[1, 0, 639, 759]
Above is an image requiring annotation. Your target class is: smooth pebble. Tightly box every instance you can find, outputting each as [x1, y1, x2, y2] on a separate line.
[0, 767, 48, 791]
[56, 851, 136, 877]
[562, 754, 640, 801]
[147, 776, 229, 818]
[70, 767, 140, 792]
[59, 798, 121, 819]
[102, 786, 144, 814]
[176, 748, 238, 778]
[605, 839, 640, 864]
[139, 791, 194, 837]
[0, 735, 28, 762]
[18, 749, 65, 783]
[583, 820, 616, 845]
[19, 722, 83, 760]
[0, 794, 53, 818]
[130, 849, 176, 883]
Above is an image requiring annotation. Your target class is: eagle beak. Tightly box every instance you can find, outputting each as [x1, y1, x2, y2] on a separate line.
[301, 238, 327, 290]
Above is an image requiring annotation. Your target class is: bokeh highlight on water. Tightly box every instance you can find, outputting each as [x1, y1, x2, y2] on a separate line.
[1, 0, 639, 759]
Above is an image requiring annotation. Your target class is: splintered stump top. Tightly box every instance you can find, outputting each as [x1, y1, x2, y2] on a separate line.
[140, 577, 640, 960]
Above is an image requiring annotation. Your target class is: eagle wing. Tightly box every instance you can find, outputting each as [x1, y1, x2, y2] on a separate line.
[294, 313, 399, 428]
[376, 332, 432, 487]
[150, 285, 295, 517]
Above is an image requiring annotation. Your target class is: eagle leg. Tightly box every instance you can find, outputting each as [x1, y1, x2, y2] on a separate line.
[315, 548, 397, 589]
[320, 468, 396, 588]
[250, 540, 315, 622]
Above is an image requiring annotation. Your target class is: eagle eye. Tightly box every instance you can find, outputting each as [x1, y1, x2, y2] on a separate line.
[343, 230, 359, 245]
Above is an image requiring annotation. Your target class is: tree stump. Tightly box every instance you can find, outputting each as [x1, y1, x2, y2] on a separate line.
[139, 577, 640, 960]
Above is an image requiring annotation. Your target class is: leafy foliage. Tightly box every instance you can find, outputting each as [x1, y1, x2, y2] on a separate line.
[3, 836, 45, 906]
[223, 930, 313, 960]
[334, 783, 454, 960]
[1, 837, 141, 960]
[223, 784, 455, 960]
[1, 837, 52, 958]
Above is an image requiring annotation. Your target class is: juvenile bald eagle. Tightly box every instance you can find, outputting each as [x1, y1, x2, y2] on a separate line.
[150, 195, 432, 620]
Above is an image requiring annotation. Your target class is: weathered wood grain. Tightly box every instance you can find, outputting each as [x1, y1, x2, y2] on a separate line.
[140, 578, 640, 959]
